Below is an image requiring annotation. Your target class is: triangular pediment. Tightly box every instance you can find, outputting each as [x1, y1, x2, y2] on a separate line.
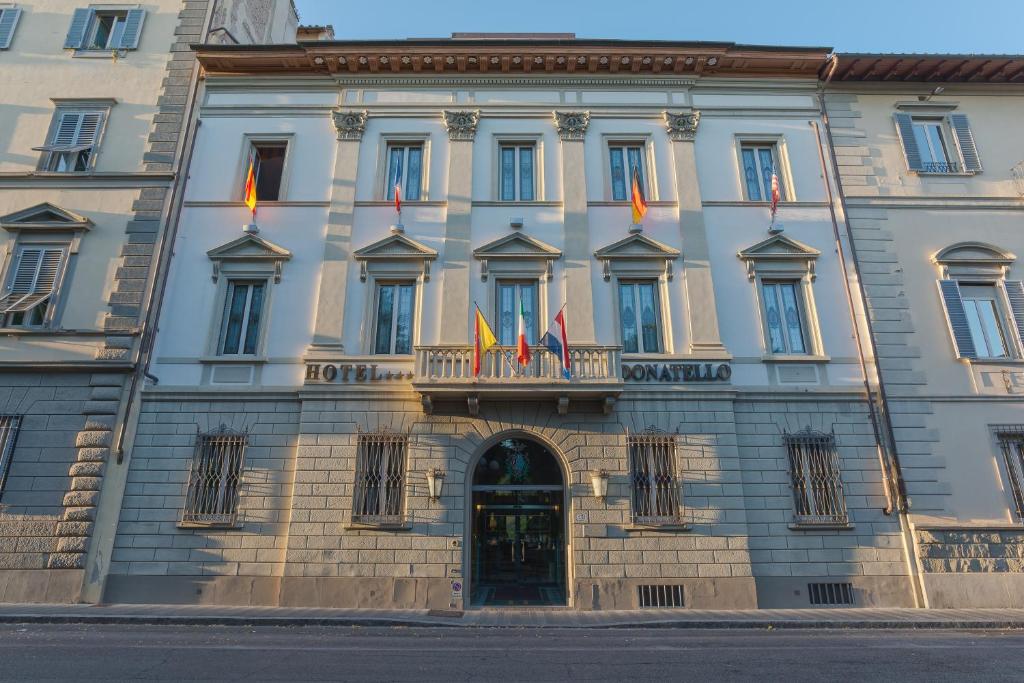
[594, 233, 680, 260]
[354, 233, 437, 261]
[473, 232, 561, 260]
[934, 241, 1014, 265]
[0, 202, 92, 232]
[207, 233, 292, 261]
[738, 234, 820, 261]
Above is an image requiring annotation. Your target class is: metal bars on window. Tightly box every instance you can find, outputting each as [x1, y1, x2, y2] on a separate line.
[996, 426, 1024, 520]
[628, 430, 681, 525]
[353, 431, 408, 525]
[181, 428, 247, 526]
[785, 430, 848, 526]
[0, 416, 21, 494]
[638, 584, 684, 608]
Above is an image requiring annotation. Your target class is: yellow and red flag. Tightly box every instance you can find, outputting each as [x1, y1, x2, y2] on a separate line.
[243, 156, 258, 217]
[630, 165, 647, 224]
[473, 306, 497, 377]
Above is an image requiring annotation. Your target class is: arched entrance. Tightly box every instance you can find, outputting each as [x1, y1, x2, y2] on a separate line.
[470, 437, 567, 606]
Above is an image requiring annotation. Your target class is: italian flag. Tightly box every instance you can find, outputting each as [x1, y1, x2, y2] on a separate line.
[516, 300, 532, 366]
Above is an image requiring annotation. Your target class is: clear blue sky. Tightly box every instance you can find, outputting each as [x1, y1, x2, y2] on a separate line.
[294, 0, 1022, 54]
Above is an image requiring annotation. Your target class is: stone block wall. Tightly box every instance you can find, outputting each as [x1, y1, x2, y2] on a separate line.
[917, 528, 1024, 573]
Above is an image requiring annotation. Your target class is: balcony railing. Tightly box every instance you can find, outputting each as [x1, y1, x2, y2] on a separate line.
[921, 160, 961, 174]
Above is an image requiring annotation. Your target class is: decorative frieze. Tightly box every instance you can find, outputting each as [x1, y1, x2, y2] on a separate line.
[553, 111, 590, 140]
[664, 110, 701, 141]
[442, 110, 480, 141]
[332, 109, 367, 140]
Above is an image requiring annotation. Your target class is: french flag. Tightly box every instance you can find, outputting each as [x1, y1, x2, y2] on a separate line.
[540, 308, 571, 380]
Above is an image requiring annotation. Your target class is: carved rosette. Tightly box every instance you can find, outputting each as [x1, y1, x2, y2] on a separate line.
[442, 110, 480, 140]
[664, 110, 701, 141]
[553, 111, 590, 140]
[332, 109, 368, 140]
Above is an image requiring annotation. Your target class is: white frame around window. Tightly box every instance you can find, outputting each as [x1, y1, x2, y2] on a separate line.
[910, 118, 955, 172]
[237, 134, 293, 202]
[0, 244, 68, 329]
[759, 280, 810, 355]
[494, 279, 540, 347]
[85, 9, 128, 50]
[617, 279, 663, 354]
[606, 139, 652, 202]
[739, 141, 786, 203]
[959, 283, 1013, 359]
[372, 281, 416, 355]
[218, 280, 267, 356]
[37, 108, 108, 173]
[382, 140, 425, 202]
[497, 142, 537, 201]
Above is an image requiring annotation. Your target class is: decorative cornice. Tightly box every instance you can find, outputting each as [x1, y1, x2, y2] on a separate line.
[442, 110, 480, 140]
[553, 111, 590, 140]
[664, 110, 701, 141]
[332, 109, 367, 140]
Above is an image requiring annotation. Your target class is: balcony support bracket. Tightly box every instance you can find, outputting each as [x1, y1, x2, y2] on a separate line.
[421, 394, 433, 415]
[603, 396, 616, 415]
[467, 395, 480, 416]
[557, 396, 569, 415]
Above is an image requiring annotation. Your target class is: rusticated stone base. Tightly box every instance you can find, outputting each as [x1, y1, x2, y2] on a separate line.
[917, 528, 1024, 573]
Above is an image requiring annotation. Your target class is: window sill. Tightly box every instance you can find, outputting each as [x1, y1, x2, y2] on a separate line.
[788, 522, 854, 531]
[199, 356, 267, 364]
[345, 522, 413, 532]
[473, 200, 562, 207]
[177, 522, 243, 530]
[910, 171, 977, 177]
[966, 357, 1024, 366]
[623, 523, 691, 532]
[762, 354, 831, 363]
[71, 49, 131, 59]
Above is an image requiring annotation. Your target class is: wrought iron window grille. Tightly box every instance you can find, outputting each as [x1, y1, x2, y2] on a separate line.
[994, 425, 1024, 519]
[180, 425, 247, 527]
[784, 428, 848, 526]
[0, 415, 21, 494]
[627, 426, 682, 525]
[352, 429, 409, 526]
[921, 161, 962, 174]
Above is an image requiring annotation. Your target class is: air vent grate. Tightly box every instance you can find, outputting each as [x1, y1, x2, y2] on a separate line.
[638, 584, 684, 608]
[808, 582, 854, 606]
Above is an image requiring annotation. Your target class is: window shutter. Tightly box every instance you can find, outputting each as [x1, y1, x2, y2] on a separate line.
[34, 249, 64, 294]
[10, 249, 41, 294]
[117, 9, 146, 50]
[0, 7, 22, 49]
[937, 279, 977, 359]
[893, 113, 924, 172]
[75, 112, 104, 146]
[0, 248, 65, 314]
[64, 8, 92, 49]
[52, 112, 83, 146]
[1002, 280, 1024, 356]
[949, 114, 982, 173]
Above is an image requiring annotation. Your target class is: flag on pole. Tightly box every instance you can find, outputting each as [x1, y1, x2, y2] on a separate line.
[540, 308, 571, 380]
[769, 170, 780, 223]
[473, 305, 497, 377]
[516, 300, 532, 366]
[393, 152, 403, 215]
[243, 155, 258, 218]
[630, 164, 648, 225]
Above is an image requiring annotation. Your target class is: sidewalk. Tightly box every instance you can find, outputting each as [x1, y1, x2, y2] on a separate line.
[0, 603, 1023, 629]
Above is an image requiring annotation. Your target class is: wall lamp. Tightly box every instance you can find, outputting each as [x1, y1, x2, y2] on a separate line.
[591, 469, 609, 501]
[426, 468, 445, 502]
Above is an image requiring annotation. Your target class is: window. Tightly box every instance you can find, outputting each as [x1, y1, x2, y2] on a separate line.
[785, 430, 848, 526]
[181, 429, 246, 526]
[64, 8, 145, 51]
[219, 281, 265, 355]
[961, 285, 1009, 358]
[938, 279, 1024, 360]
[0, 7, 23, 50]
[741, 143, 784, 202]
[609, 143, 646, 201]
[894, 112, 982, 174]
[0, 246, 66, 328]
[761, 281, 808, 355]
[373, 282, 415, 355]
[618, 281, 661, 354]
[352, 431, 407, 525]
[496, 280, 538, 346]
[499, 143, 535, 201]
[37, 109, 106, 173]
[0, 415, 21, 494]
[385, 143, 423, 201]
[996, 427, 1024, 520]
[247, 141, 287, 202]
[628, 431, 680, 524]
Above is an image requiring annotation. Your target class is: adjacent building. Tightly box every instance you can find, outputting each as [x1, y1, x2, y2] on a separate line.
[100, 37, 918, 610]
[823, 54, 1024, 607]
[0, 0, 296, 603]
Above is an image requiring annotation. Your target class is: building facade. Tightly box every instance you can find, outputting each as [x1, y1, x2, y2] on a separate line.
[823, 54, 1024, 608]
[0, 0, 295, 603]
[99, 38, 917, 610]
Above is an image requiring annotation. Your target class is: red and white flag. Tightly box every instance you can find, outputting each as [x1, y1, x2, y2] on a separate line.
[769, 171, 781, 221]
[516, 300, 532, 366]
[393, 153, 403, 215]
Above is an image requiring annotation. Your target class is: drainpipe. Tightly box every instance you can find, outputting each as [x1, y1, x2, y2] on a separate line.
[815, 55, 927, 607]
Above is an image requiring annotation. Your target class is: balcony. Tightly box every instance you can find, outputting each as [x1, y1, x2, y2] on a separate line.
[413, 344, 623, 415]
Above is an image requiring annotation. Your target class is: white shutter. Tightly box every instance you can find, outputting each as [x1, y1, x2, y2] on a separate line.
[117, 9, 145, 49]
[0, 7, 22, 49]
[64, 8, 92, 49]
[1002, 280, 1024, 357]
[53, 112, 83, 146]
[0, 248, 65, 314]
[893, 113, 924, 172]
[937, 279, 977, 359]
[74, 112, 104, 147]
[949, 114, 983, 173]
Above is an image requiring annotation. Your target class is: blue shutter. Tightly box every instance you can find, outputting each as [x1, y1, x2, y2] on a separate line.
[117, 9, 145, 50]
[64, 8, 92, 49]
[1002, 280, 1024, 357]
[893, 113, 924, 172]
[0, 8, 22, 49]
[937, 279, 977, 359]
[949, 114, 982, 173]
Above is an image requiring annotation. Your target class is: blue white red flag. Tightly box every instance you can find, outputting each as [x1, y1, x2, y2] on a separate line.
[540, 308, 571, 380]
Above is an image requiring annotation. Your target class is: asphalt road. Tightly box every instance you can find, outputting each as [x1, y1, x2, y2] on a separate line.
[0, 624, 1021, 681]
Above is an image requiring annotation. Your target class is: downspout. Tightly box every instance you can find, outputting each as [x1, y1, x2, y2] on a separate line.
[815, 55, 926, 607]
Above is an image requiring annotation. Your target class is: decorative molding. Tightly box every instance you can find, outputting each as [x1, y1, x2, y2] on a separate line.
[353, 232, 438, 282]
[594, 233, 680, 281]
[664, 110, 700, 141]
[442, 110, 480, 140]
[332, 109, 368, 140]
[553, 110, 590, 140]
[472, 232, 562, 281]
[737, 233, 820, 280]
[933, 241, 1015, 278]
[0, 202, 93, 253]
[207, 233, 293, 283]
